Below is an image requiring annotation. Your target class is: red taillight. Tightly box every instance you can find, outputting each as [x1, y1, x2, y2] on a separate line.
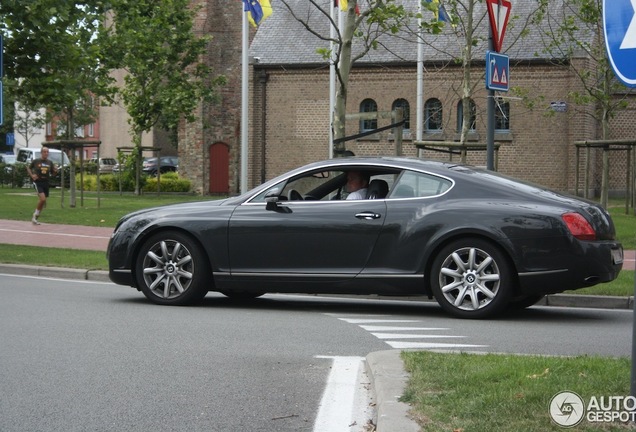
[562, 212, 596, 241]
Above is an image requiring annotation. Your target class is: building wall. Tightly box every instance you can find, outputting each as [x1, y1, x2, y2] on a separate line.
[248, 61, 610, 192]
[180, 0, 244, 195]
[178, 3, 636, 196]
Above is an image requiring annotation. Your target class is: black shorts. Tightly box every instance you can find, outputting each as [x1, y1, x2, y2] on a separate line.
[34, 182, 50, 197]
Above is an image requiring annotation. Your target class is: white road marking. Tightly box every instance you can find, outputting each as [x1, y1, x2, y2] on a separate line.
[335, 316, 489, 351]
[388, 341, 488, 349]
[338, 318, 421, 324]
[371, 333, 465, 339]
[360, 325, 449, 331]
[313, 356, 366, 432]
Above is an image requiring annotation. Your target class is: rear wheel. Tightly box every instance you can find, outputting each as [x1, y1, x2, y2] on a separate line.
[508, 295, 544, 310]
[135, 231, 210, 305]
[430, 238, 513, 319]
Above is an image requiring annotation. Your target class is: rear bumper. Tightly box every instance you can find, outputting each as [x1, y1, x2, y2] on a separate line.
[109, 268, 135, 287]
[518, 242, 623, 295]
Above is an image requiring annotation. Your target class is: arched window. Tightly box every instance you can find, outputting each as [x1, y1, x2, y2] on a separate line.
[392, 99, 410, 131]
[495, 100, 510, 131]
[456, 99, 476, 132]
[360, 99, 377, 132]
[425, 98, 443, 131]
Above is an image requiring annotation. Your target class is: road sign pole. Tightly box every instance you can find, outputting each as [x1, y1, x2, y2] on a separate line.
[603, 0, 636, 400]
[486, 30, 495, 171]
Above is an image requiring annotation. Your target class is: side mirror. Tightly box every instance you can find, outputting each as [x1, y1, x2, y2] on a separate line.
[265, 188, 281, 211]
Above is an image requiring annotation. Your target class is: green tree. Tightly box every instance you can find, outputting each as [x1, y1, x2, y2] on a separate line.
[1, 1, 113, 205]
[101, 0, 226, 194]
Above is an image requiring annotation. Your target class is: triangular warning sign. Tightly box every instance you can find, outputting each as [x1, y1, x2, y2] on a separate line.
[492, 67, 500, 84]
[500, 68, 507, 85]
[486, 0, 512, 52]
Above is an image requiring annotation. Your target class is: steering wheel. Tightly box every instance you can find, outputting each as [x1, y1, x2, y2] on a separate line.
[288, 189, 303, 201]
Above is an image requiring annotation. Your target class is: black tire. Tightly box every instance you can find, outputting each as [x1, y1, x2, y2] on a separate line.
[135, 231, 211, 305]
[508, 295, 544, 310]
[430, 238, 513, 319]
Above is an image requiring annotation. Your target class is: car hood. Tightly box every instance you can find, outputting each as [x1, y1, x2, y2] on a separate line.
[114, 198, 231, 231]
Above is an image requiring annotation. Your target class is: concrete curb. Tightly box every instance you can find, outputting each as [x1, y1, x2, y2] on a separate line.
[0, 263, 110, 283]
[366, 350, 420, 432]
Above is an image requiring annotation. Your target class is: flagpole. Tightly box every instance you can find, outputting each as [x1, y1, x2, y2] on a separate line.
[241, 4, 249, 193]
[416, 1, 423, 153]
[329, 2, 335, 159]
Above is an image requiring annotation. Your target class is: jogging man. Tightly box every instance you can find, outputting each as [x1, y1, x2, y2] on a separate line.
[26, 146, 58, 225]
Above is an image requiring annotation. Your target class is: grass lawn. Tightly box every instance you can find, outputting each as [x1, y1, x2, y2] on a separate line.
[401, 351, 631, 431]
[0, 187, 212, 227]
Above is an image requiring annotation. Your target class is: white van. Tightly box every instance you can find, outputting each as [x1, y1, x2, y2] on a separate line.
[16, 147, 70, 167]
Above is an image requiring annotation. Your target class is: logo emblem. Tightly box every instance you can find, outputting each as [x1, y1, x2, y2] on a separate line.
[604, 0, 636, 86]
[549, 391, 585, 427]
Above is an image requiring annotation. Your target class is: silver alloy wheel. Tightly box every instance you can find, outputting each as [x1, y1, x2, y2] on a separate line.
[438, 246, 501, 311]
[141, 239, 194, 299]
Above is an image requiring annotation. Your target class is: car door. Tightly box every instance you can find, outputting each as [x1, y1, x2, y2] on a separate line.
[227, 199, 387, 282]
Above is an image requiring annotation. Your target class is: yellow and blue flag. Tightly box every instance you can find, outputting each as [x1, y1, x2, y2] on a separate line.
[426, 0, 451, 22]
[243, 0, 273, 27]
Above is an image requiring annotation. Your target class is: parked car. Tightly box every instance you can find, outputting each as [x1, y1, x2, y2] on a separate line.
[142, 156, 179, 176]
[87, 157, 117, 174]
[16, 147, 70, 167]
[0, 154, 16, 165]
[107, 157, 623, 319]
[0, 154, 17, 179]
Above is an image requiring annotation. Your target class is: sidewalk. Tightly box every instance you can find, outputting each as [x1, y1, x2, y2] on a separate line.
[0, 218, 633, 432]
[0, 219, 112, 251]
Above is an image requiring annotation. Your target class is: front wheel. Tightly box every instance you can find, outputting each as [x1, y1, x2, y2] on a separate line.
[135, 231, 211, 305]
[430, 238, 513, 319]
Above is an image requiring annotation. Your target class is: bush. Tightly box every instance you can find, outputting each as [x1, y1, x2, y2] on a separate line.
[0, 163, 29, 188]
[76, 174, 133, 192]
[77, 172, 191, 193]
[143, 172, 191, 193]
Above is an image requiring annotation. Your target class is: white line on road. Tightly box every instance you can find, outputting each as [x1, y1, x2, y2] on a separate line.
[338, 318, 421, 324]
[360, 325, 449, 331]
[387, 341, 488, 349]
[371, 333, 465, 339]
[313, 355, 366, 432]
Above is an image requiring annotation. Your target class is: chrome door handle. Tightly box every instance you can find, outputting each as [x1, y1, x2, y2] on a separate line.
[355, 212, 381, 220]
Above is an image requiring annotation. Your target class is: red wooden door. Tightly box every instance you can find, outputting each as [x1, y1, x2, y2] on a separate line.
[209, 142, 229, 194]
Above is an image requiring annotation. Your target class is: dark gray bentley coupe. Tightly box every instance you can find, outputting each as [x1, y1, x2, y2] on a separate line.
[107, 157, 623, 318]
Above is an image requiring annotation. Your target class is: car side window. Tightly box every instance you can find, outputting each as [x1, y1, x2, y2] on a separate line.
[389, 170, 451, 199]
[280, 170, 346, 201]
[249, 170, 346, 203]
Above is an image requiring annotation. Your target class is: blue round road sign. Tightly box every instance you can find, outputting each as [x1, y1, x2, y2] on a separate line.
[604, 0, 636, 87]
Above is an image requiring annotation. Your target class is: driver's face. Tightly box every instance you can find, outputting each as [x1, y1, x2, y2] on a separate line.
[346, 172, 365, 193]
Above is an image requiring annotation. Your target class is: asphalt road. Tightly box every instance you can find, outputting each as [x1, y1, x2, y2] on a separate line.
[1, 274, 633, 432]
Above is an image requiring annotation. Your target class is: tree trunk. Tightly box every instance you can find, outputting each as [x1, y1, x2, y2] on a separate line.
[333, 0, 357, 156]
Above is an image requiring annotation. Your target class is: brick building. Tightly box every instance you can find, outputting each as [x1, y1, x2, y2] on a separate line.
[180, 0, 636, 195]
